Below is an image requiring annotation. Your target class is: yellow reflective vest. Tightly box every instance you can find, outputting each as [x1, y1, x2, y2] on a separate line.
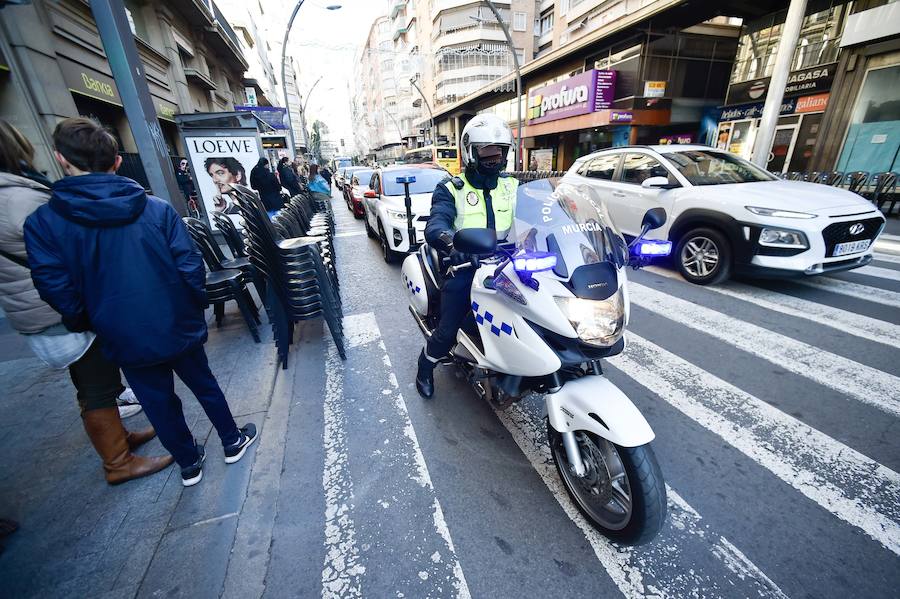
[443, 173, 518, 240]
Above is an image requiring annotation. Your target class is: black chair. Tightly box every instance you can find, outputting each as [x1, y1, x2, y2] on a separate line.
[870, 172, 898, 215]
[210, 211, 247, 258]
[205, 269, 261, 343]
[785, 171, 804, 181]
[845, 171, 869, 196]
[826, 172, 844, 186]
[184, 217, 264, 299]
[230, 184, 344, 368]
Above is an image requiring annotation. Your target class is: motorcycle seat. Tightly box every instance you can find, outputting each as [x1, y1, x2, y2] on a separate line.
[425, 244, 445, 288]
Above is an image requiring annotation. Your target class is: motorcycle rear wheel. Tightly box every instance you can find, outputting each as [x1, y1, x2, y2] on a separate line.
[548, 421, 666, 545]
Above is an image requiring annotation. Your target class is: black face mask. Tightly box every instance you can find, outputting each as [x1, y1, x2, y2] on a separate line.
[475, 147, 507, 176]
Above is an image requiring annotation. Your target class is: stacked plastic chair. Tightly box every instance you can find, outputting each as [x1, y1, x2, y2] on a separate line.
[230, 184, 345, 368]
[182, 217, 262, 343]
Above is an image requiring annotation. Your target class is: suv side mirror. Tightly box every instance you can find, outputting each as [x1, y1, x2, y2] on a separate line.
[641, 176, 674, 189]
[454, 227, 497, 255]
[641, 207, 667, 231]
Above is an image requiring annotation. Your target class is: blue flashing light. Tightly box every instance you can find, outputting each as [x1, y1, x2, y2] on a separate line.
[395, 176, 416, 184]
[634, 239, 672, 257]
[513, 251, 557, 272]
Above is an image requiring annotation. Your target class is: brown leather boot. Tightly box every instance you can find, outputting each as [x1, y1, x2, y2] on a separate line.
[82, 408, 174, 485]
[125, 426, 156, 450]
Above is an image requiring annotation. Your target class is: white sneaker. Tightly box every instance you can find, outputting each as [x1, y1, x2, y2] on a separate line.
[118, 404, 142, 419]
[117, 388, 142, 418]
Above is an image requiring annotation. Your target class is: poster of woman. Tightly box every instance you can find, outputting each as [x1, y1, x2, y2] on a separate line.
[184, 135, 262, 228]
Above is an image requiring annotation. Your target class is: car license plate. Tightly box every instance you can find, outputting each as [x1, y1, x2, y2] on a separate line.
[833, 239, 871, 256]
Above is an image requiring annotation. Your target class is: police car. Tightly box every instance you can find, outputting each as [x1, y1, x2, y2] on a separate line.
[362, 164, 449, 263]
[562, 145, 886, 285]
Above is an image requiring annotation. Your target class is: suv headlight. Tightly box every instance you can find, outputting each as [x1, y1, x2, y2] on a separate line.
[554, 289, 625, 347]
[758, 227, 809, 248]
[745, 206, 816, 219]
[386, 209, 408, 223]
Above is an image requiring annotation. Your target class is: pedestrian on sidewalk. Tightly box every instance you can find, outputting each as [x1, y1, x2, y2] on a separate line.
[250, 158, 284, 216]
[307, 163, 331, 195]
[321, 165, 333, 190]
[24, 117, 258, 487]
[277, 156, 302, 197]
[0, 119, 171, 484]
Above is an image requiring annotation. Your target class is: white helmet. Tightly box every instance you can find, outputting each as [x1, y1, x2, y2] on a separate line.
[460, 114, 514, 171]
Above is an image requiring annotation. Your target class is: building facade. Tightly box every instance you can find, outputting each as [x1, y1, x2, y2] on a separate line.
[0, 0, 249, 181]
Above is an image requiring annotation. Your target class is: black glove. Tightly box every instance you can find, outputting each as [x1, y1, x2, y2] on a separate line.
[435, 230, 454, 253]
[449, 249, 476, 267]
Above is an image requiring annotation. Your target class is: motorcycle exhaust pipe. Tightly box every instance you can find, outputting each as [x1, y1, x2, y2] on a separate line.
[408, 306, 433, 338]
[562, 431, 587, 477]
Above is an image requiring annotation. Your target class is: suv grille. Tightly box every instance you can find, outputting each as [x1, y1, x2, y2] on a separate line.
[822, 217, 884, 257]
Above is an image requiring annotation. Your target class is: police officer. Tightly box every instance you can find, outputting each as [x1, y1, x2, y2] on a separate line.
[416, 114, 518, 398]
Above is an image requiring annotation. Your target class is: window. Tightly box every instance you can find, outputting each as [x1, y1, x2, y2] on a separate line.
[579, 154, 620, 180]
[540, 13, 555, 35]
[513, 12, 527, 32]
[620, 154, 673, 185]
[662, 150, 775, 186]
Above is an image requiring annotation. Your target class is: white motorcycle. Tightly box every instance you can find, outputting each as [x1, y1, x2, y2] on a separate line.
[401, 178, 671, 544]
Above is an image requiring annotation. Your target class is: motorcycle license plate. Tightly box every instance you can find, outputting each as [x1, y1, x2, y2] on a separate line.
[833, 239, 871, 256]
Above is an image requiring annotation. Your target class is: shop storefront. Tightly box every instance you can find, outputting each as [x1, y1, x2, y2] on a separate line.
[523, 69, 670, 171]
[716, 63, 835, 173]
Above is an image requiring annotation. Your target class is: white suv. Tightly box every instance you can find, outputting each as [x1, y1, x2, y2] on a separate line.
[562, 145, 886, 285]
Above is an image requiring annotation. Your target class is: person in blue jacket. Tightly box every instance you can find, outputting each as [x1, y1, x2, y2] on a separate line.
[307, 163, 331, 195]
[24, 117, 258, 487]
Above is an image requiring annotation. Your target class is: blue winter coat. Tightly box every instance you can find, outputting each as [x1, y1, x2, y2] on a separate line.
[24, 173, 208, 368]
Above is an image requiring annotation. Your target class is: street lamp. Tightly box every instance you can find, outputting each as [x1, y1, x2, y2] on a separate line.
[409, 74, 435, 146]
[298, 75, 323, 153]
[474, 1, 523, 170]
[280, 2, 341, 158]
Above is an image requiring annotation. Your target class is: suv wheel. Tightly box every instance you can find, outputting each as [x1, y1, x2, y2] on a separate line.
[675, 227, 731, 285]
[378, 222, 399, 264]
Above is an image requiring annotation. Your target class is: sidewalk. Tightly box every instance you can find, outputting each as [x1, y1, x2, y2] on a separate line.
[0, 302, 319, 598]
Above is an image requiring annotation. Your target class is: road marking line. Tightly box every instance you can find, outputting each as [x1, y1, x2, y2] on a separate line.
[874, 252, 900, 265]
[874, 238, 900, 253]
[642, 268, 900, 347]
[850, 265, 900, 282]
[322, 340, 365, 598]
[629, 282, 900, 417]
[611, 334, 900, 556]
[793, 277, 900, 309]
[497, 403, 788, 598]
[327, 313, 471, 598]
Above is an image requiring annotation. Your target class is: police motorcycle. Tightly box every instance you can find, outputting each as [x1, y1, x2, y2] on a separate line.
[401, 177, 672, 545]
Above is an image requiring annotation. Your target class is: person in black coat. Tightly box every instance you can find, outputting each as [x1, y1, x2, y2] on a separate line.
[250, 158, 284, 213]
[277, 157, 302, 197]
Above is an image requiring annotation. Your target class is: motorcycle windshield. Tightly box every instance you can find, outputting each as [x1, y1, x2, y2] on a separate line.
[512, 178, 628, 279]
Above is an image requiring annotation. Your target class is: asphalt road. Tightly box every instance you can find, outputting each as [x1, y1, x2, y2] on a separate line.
[266, 186, 900, 599]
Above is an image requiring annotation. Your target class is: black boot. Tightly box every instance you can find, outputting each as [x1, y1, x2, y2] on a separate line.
[416, 350, 436, 399]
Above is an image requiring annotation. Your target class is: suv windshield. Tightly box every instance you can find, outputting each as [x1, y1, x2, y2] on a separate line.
[661, 150, 775, 186]
[352, 169, 375, 186]
[382, 168, 447, 195]
[513, 179, 628, 278]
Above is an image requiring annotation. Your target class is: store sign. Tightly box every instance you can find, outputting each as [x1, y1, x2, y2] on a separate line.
[610, 110, 633, 123]
[244, 87, 258, 107]
[659, 134, 695, 144]
[726, 63, 837, 105]
[235, 105, 287, 130]
[644, 81, 666, 98]
[155, 99, 178, 122]
[719, 98, 796, 121]
[795, 93, 830, 114]
[527, 69, 617, 124]
[59, 58, 122, 105]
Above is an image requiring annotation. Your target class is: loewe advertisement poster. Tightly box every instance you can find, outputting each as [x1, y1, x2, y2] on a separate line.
[184, 134, 262, 228]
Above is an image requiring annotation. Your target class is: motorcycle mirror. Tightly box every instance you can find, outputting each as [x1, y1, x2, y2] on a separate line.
[364, 190, 377, 198]
[641, 207, 667, 231]
[453, 228, 497, 256]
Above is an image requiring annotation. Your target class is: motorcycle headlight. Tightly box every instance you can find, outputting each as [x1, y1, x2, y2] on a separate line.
[554, 288, 625, 347]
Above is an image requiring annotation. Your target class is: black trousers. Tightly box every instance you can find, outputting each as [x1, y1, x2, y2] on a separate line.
[67, 340, 125, 414]
[426, 268, 476, 359]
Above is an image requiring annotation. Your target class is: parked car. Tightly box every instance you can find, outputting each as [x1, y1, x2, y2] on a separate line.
[362, 164, 449, 263]
[343, 167, 375, 218]
[336, 166, 365, 193]
[562, 145, 886, 285]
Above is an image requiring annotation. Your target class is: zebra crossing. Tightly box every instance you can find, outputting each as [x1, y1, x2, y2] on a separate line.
[323, 197, 899, 598]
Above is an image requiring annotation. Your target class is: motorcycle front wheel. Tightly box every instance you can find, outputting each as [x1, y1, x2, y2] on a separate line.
[548, 421, 666, 545]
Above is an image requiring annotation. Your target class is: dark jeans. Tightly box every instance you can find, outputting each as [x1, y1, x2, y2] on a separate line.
[426, 268, 476, 359]
[68, 340, 125, 414]
[121, 345, 240, 468]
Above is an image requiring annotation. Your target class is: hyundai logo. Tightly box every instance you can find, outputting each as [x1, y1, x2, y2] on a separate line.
[849, 223, 865, 235]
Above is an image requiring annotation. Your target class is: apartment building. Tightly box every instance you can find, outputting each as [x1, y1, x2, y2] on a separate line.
[0, 0, 249, 178]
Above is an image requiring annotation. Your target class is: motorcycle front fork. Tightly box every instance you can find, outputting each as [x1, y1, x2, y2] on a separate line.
[562, 431, 587, 477]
